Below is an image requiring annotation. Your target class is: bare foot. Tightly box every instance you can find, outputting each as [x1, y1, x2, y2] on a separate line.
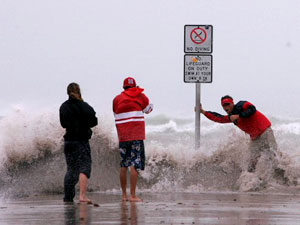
[122, 195, 128, 201]
[79, 198, 92, 204]
[129, 196, 142, 202]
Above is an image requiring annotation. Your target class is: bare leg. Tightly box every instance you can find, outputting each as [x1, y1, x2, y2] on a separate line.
[79, 173, 91, 203]
[120, 167, 128, 201]
[129, 166, 142, 202]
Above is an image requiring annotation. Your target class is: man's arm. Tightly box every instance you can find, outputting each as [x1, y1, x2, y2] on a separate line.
[143, 103, 153, 114]
[59, 110, 67, 128]
[59, 105, 70, 128]
[204, 111, 231, 123]
[239, 102, 256, 118]
[141, 93, 153, 114]
[79, 102, 98, 128]
[200, 104, 231, 123]
[226, 101, 256, 123]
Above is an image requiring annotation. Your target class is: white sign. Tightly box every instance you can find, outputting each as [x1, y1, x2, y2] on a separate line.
[184, 25, 213, 53]
[184, 55, 212, 83]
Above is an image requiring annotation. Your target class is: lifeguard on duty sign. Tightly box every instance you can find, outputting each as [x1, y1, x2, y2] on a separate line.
[184, 55, 212, 83]
[184, 25, 213, 53]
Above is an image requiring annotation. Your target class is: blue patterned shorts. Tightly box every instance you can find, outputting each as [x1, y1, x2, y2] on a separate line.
[119, 140, 145, 170]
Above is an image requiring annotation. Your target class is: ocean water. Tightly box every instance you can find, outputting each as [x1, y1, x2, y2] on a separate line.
[1, 108, 300, 198]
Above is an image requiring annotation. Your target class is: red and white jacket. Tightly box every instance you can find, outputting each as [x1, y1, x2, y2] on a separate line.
[113, 87, 153, 142]
[204, 101, 271, 140]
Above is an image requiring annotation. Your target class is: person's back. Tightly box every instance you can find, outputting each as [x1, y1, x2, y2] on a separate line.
[113, 86, 151, 142]
[59, 83, 98, 203]
[60, 97, 97, 141]
[113, 77, 153, 202]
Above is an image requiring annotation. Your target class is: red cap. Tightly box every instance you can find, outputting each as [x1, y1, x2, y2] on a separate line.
[221, 98, 234, 106]
[123, 77, 136, 88]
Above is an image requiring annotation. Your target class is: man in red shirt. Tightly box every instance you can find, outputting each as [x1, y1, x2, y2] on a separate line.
[113, 77, 153, 202]
[200, 95, 278, 177]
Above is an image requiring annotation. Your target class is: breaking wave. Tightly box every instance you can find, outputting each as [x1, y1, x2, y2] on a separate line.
[1, 108, 300, 198]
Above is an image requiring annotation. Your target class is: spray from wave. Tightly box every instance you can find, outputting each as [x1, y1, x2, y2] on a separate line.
[1, 108, 300, 198]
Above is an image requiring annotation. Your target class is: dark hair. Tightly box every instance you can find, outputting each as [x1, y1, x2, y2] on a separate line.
[123, 86, 131, 90]
[221, 95, 233, 101]
[67, 82, 82, 101]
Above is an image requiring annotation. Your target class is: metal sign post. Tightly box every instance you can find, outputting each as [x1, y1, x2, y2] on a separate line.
[184, 24, 213, 150]
[195, 83, 201, 150]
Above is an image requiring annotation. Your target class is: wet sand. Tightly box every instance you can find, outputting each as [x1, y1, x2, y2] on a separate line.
[1, 192, 300, 225]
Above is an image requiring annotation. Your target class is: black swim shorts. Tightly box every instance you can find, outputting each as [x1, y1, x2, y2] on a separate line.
[119, 140, 145, 170]
[64, 141, 92, 178]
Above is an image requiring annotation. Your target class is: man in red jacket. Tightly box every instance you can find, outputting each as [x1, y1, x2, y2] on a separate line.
[200, 95, 278, 175]
[113, 77, 153, 202]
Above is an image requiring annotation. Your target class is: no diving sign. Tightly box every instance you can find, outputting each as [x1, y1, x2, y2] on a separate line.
[185, 25, 213, 53]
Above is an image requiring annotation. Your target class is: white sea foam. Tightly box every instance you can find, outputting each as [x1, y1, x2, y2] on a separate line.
[273, 122, 300, 135]
[0, 108, 300, 197]
[0, 107, 64, 169]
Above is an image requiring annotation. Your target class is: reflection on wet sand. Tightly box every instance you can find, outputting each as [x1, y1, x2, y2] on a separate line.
[64, 203, 76, 225]
[1, 192, 300, 224]
[64, 203, 91, 225]
[121, 202, 138, 225]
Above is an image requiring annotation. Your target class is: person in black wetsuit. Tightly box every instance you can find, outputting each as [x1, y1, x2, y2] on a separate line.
[59, 83, 98, 203]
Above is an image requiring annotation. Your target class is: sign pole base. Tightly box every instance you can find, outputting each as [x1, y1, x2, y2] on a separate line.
[195, 83, 201, 150]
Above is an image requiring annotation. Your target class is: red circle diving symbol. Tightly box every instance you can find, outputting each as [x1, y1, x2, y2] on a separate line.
[190, 27, 207, 44]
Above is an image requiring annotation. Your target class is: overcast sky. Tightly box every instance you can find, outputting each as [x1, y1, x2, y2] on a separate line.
[1, 0, 300, 118]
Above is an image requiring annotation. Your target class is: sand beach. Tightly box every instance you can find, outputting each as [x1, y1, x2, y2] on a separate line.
[1, 192, 300, 225]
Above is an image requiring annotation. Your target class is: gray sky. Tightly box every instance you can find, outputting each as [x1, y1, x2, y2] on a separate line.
[1, 0, 300, 118]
